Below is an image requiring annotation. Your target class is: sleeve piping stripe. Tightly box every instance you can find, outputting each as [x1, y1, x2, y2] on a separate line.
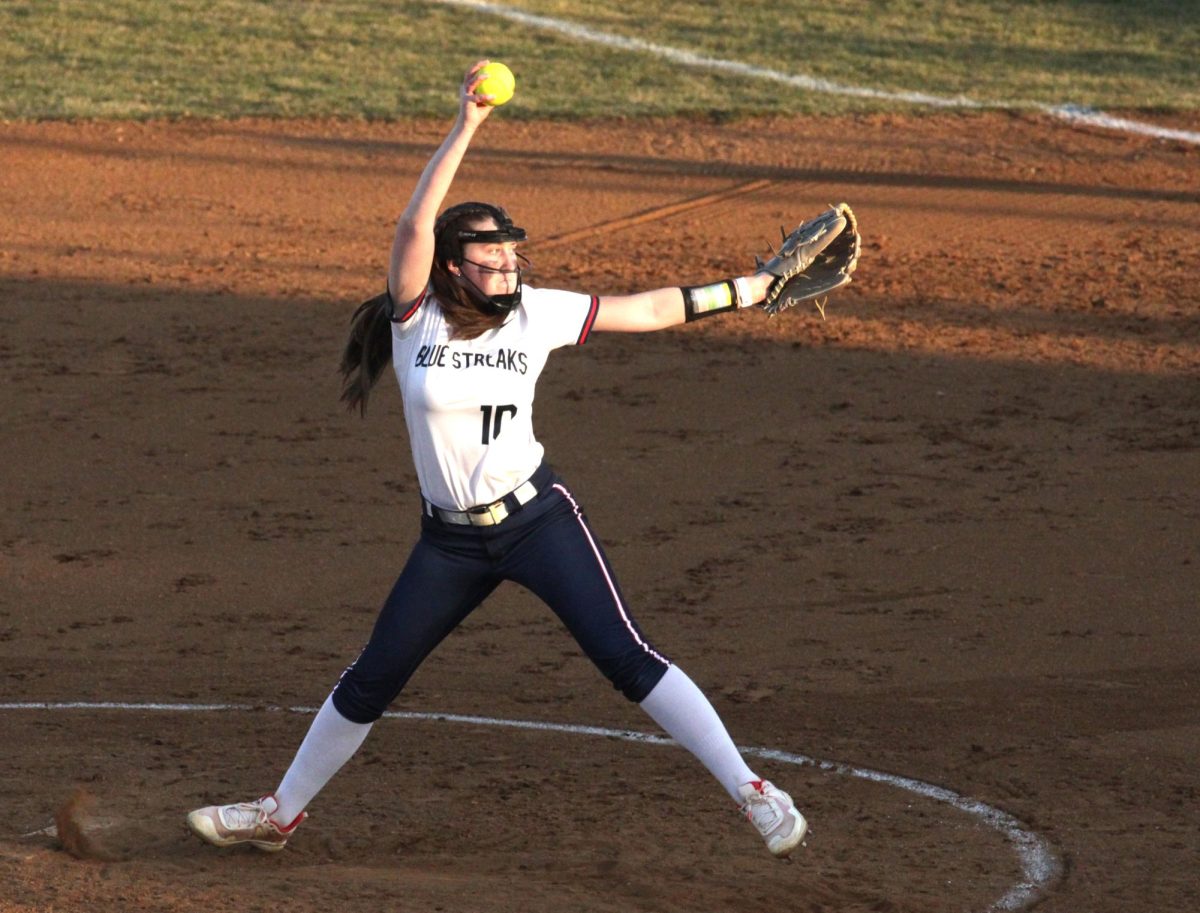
[394, 288, 426, 324]
[577, 295, 600, 345]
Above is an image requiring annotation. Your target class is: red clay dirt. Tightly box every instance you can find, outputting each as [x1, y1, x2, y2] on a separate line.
[1, 112, 1198, 913]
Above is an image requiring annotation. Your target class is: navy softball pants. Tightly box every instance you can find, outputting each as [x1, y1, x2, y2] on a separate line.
[331, 467, 672, 724]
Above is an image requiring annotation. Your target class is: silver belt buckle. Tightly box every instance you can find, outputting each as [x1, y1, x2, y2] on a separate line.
[468, 500, 509, 526]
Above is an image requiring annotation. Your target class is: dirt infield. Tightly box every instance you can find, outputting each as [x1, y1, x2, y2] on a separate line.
[1, 112, 1198, 913]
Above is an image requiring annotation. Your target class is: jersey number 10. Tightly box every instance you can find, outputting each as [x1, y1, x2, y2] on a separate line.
[480, 404, 517, 444]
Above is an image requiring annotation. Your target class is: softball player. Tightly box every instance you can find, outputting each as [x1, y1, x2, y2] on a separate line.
[187, 61, 806, 860]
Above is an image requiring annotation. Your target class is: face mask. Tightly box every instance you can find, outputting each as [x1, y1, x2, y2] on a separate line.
[455, 221, 529, 314]
[455, 251, 531, 314]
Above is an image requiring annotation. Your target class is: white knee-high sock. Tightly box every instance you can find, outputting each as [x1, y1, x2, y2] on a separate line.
[272, 695, 373, 824]
[639, 665, 758, 802]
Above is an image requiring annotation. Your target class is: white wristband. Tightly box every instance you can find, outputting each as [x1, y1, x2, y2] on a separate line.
[733, 275, 754, 309]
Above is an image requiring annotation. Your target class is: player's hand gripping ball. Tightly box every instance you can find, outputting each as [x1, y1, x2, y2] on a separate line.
[475, 62, 515, 107]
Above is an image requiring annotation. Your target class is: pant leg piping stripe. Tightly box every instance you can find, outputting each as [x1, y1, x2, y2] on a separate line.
[551, 483, 669, 666]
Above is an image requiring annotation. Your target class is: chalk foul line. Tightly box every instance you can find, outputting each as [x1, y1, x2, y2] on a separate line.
[4, 699, 1058, 912]
[434, 0, 1200, 147]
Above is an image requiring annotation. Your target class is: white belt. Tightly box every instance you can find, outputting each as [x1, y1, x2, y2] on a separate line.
[424, 478, 541, 527]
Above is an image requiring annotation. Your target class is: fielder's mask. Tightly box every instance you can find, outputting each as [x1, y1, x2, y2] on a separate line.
[435, 202, 529, 314]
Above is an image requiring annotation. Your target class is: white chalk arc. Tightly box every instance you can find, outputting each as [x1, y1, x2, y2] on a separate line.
[2, 700, 1058, 912]
[433, 0, 1200, 146]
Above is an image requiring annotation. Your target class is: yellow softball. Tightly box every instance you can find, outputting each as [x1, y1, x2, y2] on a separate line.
[475, 61, 515, 107]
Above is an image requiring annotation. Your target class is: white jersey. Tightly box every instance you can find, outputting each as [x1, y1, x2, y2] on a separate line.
[390, 285, 599, 510]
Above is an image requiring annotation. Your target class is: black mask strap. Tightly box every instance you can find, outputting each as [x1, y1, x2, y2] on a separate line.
[457, 226, 528, 245]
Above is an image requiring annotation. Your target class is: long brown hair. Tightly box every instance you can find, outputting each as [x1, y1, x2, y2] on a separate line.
[430, 201, 517, 339]
[338, 202, 513, 415]
[339, 290, 395, 415]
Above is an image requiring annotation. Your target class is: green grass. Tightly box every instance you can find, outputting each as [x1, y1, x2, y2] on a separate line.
[1, 0, 1196, 120]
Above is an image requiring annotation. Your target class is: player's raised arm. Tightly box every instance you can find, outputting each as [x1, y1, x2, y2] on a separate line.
[388, 61, 497, 308]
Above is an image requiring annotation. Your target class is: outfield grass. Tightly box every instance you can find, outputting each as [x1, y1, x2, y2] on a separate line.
[1, 0, 1196, 120]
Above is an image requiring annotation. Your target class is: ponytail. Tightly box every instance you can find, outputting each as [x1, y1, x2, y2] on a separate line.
[339, 291, 394, 415]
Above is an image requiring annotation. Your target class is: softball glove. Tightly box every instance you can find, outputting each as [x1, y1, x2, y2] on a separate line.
[758, 203, 860, 317]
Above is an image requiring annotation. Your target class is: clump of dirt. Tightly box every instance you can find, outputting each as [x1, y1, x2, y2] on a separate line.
[54, 787, 118, 862]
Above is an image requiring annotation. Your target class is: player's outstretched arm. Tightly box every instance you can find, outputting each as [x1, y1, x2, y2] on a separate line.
[595, 203, 861, 330]
[388, 61, 496, 307]
[593, 271, 774, 333]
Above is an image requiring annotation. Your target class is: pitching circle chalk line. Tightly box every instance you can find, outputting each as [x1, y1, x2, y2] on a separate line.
[3, 699, 1058, 912]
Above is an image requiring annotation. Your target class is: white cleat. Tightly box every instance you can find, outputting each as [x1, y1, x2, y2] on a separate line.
[185, 794, 305, 852]
[738, 780, 807, 859]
